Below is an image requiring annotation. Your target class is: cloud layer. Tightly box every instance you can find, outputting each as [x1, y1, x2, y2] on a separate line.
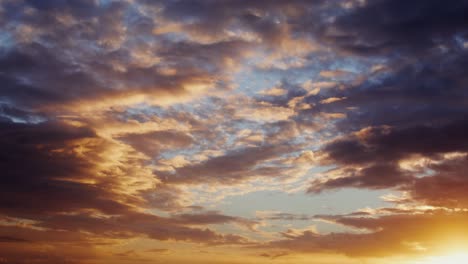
[1, 0, 468, 263]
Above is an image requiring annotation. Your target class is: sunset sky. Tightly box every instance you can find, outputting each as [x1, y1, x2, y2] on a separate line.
[1, 0, 468, 263]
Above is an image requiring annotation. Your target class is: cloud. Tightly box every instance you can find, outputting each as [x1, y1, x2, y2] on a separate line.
[157, 144, 293, 185]
[319, 70, 352, 78]
[1, 0, 468, 262]
[259, 251, 290, 259]
[146, 248, 170, 254]
[406, 153, 468, 208]
[155, 0, 328, 44]
[171, 211, 258, 230]
[303, 48, 468, 201]
[316, 0, 468, 55]
[256, 211, 314, 221]
[269, 211, 468, 257]
[307, 120, 468, 197]
[235, 102, 295, 123]
[320, 97, 346, 104]
[0, 1, 253, 114]
[36, 211, 251, 245]
[118, 130, 193, 158]
[0, 118, 251, 263]
[308, 163, 412, 193]
[0, 120, 132, 217]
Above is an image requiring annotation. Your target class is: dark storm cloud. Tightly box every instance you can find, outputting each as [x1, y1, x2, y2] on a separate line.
[0, 118, 251, 248]
[308, 163, 413, 192]
[326, 120, 468, 166]
[0, 212, 250, 264]
[0, 39, 250, 110]
[308, 118, 468, 195]
[0, 42, 106, 108]
[171, 210, 258, 230]
[0, 120, 130, 217]
[157, 144, 293, 184]
[153, 0, 468, 57]
[0, 0, 252, 112]
[156, 0, 328, 43]
[408, 154, 468, 208]
[23, 0, 99, 13]
[316, 0, 468, 55]
[36, 211, 250, 244]
[140, 184, 190, 212]
[118, 130, 193, 157]
[298, 48, 468, 131]
[305, 47, 468, 197]
[295, 0, 468, 210]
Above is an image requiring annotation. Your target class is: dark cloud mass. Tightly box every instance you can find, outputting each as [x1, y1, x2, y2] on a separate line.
[1, 0, 468, 263]
[0, 120, 113, 216]
[118, 130, 194, 157]
[158, 144, 293, 184]
[319, 0, 468, 55]
[270, 211, 468, 257]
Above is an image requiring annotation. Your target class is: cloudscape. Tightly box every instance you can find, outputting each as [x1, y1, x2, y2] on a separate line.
[1, 0, 468, 263]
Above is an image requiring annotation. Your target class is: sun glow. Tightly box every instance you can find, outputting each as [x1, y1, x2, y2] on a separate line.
[417, 253, 468, 264]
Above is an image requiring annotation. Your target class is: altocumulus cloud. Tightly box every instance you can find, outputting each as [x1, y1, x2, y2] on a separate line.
[0, 0, 468, 263]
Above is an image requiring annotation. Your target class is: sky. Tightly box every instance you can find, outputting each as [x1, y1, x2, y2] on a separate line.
[1, 0, 468, 263]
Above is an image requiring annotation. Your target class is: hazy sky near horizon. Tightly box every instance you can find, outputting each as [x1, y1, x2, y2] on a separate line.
[1, 0, 468, 263]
